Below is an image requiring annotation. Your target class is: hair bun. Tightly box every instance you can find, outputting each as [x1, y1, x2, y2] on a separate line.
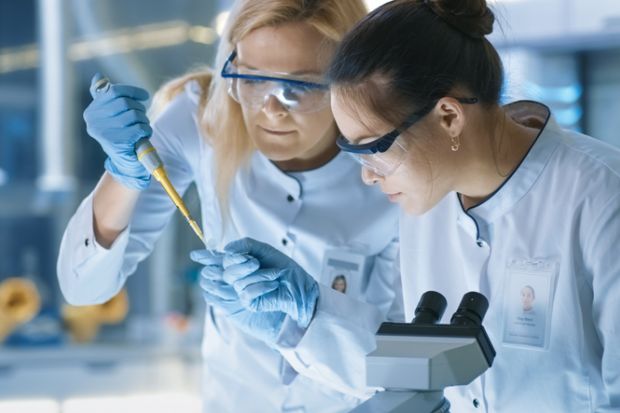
[425, 0, 494, 39]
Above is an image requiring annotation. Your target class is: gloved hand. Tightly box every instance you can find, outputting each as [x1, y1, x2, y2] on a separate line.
[223, 238, 319, 329]
[83, 73, 152, 190]
[190, 249, 286, 344]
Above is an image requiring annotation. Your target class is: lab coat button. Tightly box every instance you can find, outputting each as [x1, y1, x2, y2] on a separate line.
[84, 238, 90, 247]
[473, 398, 480, 408]
[287, 194, 294, 202]
[281, 238, 288, 246]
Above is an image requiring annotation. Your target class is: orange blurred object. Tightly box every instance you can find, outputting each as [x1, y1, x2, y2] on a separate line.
[0, 278, 41, 342]
[62, 289, 129, 343]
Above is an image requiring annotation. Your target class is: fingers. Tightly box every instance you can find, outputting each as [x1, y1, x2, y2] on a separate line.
[238, 281, 280, 310]
[83, 95, 150, 140]
[249, 289, 286, 313]
[224, 237, 291, 268]
[222, 253, 251, 268]
[104, 96, 148, 116]
[222, 256, 260, 284]
[106, 84, 150, 101]
[113, 109, 150, 128]
[200, 264, 225, 281]
[191, 250, 227, 289]
[232, 268, 281, 292]
[224, 237, 271, 259]
[201, 290, 242, 316]
[190, 249, 225, 266]
[200, 277, 237, 301]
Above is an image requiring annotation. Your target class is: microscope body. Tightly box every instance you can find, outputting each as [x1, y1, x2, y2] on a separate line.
[351, 292, 496, 413]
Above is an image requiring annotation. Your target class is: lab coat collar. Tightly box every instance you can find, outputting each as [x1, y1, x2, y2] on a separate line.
[251, 149, 356, 197]
[465, 101, 563, 224]
[288, 150, 358, 191]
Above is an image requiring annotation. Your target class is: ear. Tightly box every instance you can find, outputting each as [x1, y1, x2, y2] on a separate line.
[434, 97, 467, 140]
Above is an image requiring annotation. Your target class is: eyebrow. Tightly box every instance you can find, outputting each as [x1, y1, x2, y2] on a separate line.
[237, 62, 322, 76]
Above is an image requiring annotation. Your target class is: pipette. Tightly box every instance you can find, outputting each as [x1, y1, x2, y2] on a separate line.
[94, 77, 205, 243]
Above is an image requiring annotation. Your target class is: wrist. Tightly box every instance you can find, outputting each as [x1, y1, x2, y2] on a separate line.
[297, 280, 319, 329]
[104, 157, 151, 191]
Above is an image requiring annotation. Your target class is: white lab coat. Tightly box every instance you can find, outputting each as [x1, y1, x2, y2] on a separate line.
[399, 101, 620, 412]
[57, 81, 402, 413]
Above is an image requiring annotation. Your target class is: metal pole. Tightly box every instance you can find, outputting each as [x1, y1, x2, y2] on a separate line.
[38, 0, 76, 192]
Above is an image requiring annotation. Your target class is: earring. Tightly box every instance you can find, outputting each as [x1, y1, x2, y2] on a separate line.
[450, 135, 460, 152]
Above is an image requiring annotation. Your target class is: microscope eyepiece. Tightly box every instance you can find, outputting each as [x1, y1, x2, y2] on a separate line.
[450, 291, 489, 327]
[412, 291, 447, 325]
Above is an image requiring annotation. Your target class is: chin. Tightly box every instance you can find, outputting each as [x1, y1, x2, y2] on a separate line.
[402, 197, 434, 216]
[258, 145, 305, 163]
[251, 136, 301, 161]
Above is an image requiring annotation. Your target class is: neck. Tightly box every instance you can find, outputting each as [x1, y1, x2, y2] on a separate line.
[457, 107, 540, 210]
[274, 143, 340, 172]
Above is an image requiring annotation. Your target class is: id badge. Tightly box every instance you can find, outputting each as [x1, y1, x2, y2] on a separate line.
[321, 248, 371, 298]
[501, 258, 558, 350]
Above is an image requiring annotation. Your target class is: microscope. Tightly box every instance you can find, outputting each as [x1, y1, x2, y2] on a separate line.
[351, 291, 496, 413]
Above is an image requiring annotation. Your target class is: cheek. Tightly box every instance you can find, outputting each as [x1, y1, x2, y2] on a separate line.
[391, 153, 445, 215]
[240, 106, 258, 131]
[395, 152, 434, 195]
[293, 107, 335, 140]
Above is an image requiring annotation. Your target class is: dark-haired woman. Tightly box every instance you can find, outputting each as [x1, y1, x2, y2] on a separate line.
[325, 0, 620, 411]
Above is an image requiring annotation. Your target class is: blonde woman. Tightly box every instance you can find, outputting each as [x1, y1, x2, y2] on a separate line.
[57, 0, 402, 411]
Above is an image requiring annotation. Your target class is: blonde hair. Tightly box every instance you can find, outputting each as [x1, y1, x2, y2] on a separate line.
[152, 0, 367, 226]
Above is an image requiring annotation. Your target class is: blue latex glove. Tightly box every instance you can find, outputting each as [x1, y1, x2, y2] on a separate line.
[83, 73, 152, 190]
[190, 249, 287, 344]
[223, 238, 319, 329]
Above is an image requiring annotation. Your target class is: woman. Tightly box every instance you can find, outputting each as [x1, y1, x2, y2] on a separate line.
[327, 0, 620, 411]
[56, 1, 402, 412]
[223, 0, 620, 411]
[331, 275, 347, 293]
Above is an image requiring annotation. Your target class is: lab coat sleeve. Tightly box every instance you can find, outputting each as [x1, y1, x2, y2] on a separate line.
[57, 90, 201, 305]
[276, 236, 403, 400]
[583, 192, 620, 411]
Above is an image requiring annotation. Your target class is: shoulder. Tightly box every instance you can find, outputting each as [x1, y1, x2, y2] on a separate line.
[149, 79, 213, 169]
[152, 80, 203, 130]
[556, 127, 620, 181]
[539, 121, 620, 204]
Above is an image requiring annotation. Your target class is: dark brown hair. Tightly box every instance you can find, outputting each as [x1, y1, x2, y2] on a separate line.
[328, 0, 503, 127]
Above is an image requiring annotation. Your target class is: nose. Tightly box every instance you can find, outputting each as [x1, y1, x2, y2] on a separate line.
[361, 166, 382, 185]
[262, 94, 287, 119]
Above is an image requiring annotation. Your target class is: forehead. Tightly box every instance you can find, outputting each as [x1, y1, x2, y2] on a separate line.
[330, 91, 389, 141]
[236, 22, 330, 74]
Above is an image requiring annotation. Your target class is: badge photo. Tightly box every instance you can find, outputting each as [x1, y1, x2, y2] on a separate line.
[321, 249, 371, 298]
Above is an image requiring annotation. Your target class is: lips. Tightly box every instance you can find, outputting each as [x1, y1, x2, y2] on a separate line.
[385, 192, 402, 202]
[260, 126, 295, 136]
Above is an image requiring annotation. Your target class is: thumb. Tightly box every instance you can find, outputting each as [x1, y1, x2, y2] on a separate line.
[89, 73, 110, 99]
[190, 249, 224, 266]
[225, 237, 290, 267]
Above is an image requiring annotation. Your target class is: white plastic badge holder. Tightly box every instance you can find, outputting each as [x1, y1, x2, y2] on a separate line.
[501, 258, 558, 350]
[321, 249, 371, 298]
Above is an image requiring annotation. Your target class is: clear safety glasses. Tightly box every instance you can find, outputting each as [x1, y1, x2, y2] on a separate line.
[336, 97, 479, 177]
[220, 51, 330, 114]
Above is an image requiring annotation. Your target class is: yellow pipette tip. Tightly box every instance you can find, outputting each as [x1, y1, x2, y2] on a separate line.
[188, 219, 204, 242]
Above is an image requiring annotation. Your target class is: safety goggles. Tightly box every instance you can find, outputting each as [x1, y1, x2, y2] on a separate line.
[220, 51, 330, 114]
[336, 97, 479, 177]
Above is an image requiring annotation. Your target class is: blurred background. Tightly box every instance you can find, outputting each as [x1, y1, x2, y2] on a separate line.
[0, 0, 619, 412]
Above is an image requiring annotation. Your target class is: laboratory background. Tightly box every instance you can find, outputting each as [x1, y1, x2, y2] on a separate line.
[0, 0, 619, 412]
